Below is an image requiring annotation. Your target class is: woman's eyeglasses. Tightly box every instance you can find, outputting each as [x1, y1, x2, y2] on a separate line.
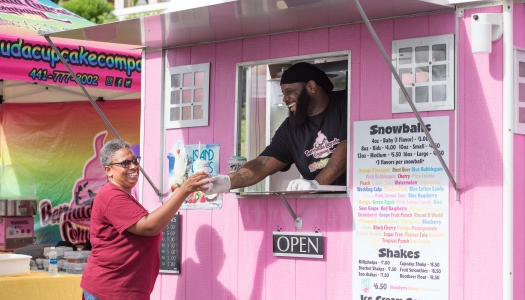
[108, 157, 141, 168]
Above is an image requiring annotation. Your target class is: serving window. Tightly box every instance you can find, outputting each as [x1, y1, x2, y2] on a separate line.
[234, 51, 350, 196]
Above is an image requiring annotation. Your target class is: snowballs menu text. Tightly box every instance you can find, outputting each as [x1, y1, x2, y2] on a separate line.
[352, 117, 449, 300]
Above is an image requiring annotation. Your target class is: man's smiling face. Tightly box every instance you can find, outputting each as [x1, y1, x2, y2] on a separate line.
[281, 82, 311, 124]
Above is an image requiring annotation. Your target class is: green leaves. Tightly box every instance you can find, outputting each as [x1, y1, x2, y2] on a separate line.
[59, 0, 117, 24]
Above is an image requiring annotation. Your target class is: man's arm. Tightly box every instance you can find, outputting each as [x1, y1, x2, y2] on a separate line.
[314, 140, 347, 185]
[229, 156, 288, 189]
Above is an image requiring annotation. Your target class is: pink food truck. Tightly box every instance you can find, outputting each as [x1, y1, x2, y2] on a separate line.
[47, 0, 525, 299]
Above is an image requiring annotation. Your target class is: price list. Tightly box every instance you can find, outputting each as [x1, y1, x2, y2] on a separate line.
[159, 213, 181, 274]
[352, 117, 449, 300]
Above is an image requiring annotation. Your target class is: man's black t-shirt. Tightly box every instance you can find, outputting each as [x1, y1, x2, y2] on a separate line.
[260, 90, 347, 185]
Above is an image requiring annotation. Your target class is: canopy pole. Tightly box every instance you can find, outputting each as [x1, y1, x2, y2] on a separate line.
[353, 0, 459, 191]
[44, 35, 162, 197]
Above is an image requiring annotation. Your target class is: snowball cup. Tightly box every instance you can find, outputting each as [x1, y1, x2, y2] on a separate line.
[192, 159, 210, 174]
[192, 159, 213, 194]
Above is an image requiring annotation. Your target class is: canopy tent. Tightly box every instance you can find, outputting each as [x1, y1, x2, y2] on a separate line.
[0, 0, 143, 246]
[0, 0, 141, 103]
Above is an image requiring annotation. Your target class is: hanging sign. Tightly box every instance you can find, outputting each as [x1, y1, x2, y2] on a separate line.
[273, 232, 324, 258]
[352, 117, 449, 299]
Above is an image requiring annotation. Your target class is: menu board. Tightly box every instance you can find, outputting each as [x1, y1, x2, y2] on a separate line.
[159, 214, 180, 274]
[352, 117, 449, 299]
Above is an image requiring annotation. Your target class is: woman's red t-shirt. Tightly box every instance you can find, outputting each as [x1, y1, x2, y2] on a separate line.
[81, 183, 161, 300]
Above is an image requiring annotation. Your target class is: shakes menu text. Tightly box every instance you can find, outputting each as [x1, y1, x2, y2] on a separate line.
[352, 117, 449, 300]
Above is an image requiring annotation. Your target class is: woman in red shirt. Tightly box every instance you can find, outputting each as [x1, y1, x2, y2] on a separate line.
[81, 139, 210, 300]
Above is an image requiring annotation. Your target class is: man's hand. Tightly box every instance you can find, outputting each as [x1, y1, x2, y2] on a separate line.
[286, 179, 320, 191]
[208, 175, 231, 194]
[200, 180, 213, 193]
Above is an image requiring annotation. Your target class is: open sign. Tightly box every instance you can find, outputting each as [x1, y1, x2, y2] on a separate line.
[272, 232, 324, 259]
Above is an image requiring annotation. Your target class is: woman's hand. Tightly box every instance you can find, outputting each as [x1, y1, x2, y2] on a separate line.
[179, 172, 211, 195]
[127, 173, 211, 237]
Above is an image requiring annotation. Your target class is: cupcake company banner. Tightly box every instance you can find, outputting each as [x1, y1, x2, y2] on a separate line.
[0, 100, 140, 247]
[352, 116, 449, 300]
[0, 0, 141, 91]
[167, 140, 222, 210]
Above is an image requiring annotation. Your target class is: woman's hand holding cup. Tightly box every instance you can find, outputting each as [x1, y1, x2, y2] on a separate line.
[179, 172, 211, 195]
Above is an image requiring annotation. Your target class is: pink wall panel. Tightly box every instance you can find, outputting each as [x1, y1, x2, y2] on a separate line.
[264, 199, 296, 300]
[178, 44, 218, 300]
[359, 19, 394, 121]
[429, 12, 455, 36]
[514, 135, 525, 300]
[327, 24, 360, 299]
[211, 40, 243, 299]
[459, 7, 503, 300]
[294, 198, 328, 300]
[162, 48, 192, 300]
[515, 4, 525, 300]
[394, 14, 430, 40]
[514, 3, 525, 48]
[141, 50, 165, 300]
[266, 33, 299, 300]
[298, 28, 330, 56]
[294, 28, 331, 300]
[270, 32, 299, 59]
[141, 8, 511, 300]
[237, 199, 268, 300]
[242, 36, 271, 62]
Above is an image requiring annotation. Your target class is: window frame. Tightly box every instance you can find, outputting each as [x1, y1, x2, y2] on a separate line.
[164, 62, 210, 129]
[391, 34, 455, 113]
[233, 51, 351, 198]
[515, 49, 525, 134]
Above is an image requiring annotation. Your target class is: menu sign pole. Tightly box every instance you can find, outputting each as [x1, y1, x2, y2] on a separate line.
[352, 117, 449, 300]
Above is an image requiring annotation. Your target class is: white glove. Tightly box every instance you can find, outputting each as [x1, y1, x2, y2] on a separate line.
[286, 179, 320, 191]
[207, 174, 231, 194]
[200, 181, 213, 193]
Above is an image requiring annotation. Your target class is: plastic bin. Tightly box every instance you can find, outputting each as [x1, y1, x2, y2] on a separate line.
[64, 251, 90, 263]
[0, 254, 31, 276]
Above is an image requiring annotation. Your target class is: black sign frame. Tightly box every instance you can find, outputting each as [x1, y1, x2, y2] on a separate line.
[272, 231, 324, 259]
[159, 213, 181, 274]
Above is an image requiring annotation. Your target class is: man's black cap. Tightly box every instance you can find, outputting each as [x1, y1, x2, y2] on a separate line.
[280, 62, 334, 93]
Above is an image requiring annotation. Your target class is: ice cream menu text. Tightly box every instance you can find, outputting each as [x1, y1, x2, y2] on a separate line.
[352, 117, 449, 300]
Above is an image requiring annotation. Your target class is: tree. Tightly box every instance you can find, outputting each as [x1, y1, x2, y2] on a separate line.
[59, 0, 117, 24]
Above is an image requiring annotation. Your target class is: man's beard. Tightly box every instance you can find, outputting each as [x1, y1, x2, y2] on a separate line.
[289, 88, 312, 125]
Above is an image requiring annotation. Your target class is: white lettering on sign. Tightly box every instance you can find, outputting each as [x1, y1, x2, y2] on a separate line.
[273, 232, 323, 258]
